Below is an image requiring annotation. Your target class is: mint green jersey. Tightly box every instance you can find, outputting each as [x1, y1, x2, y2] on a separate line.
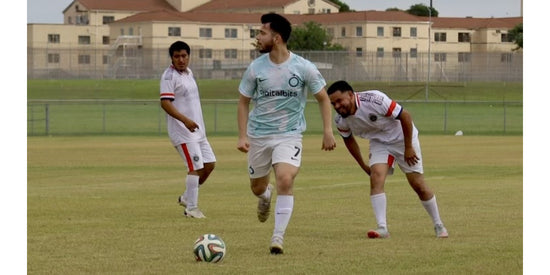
[239, 52, 326, 137]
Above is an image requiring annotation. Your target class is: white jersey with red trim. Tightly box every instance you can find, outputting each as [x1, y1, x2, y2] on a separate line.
[334, 90, 418, 144]
[160, 66, 206, 146]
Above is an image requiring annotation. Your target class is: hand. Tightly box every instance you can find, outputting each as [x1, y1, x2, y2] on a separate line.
[321, 133, 336, 151]
[183, 119, 199, 132]
[237, 137, 249, 153]
[404, 147, 419, 166]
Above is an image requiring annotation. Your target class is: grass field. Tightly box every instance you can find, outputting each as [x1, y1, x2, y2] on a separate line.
[27, 135, 523, 274]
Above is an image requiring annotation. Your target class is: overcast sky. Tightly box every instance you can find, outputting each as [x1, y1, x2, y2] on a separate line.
[27, 0, 523, 24]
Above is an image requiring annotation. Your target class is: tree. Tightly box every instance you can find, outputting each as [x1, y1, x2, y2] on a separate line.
[327, 0, 353, 12]
[407, 3, 439, 17]
[288, 21, 345, 51]
[508, 23, 523, 51]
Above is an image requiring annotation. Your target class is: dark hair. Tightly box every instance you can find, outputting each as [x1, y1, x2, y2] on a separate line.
[169, 41, 190, 57]
[327, 80, 354, 95]
[261, 13, 292, 43]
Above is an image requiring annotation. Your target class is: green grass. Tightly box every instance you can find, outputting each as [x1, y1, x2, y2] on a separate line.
[27, 79, 522, 101]
[27, 135, 523, 274]
[27, 80, 523, 136]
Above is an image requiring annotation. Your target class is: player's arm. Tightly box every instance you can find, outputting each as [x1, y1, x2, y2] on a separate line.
[342, 134, 371, 176]
[313, 89, 336, 151]
[160, 99, 199, 132]
[397, 109, 419, 166]
[236, 94, 251, 153]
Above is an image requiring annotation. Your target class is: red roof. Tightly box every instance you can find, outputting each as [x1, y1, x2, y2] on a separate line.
[65, 0, 177, 12]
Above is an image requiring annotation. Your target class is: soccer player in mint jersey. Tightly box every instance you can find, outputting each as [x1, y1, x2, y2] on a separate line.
[160, 41, 216, 219]
[327, 80, 448, 239]
[237, 13, 336, 254]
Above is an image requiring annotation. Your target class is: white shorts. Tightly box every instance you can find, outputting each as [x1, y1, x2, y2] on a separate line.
[369, 137, 423, 174]
[175, 139, 216, 172]
[247, 135, 302, 179]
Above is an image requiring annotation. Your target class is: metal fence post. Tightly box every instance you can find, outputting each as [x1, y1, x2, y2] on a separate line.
[45, 104, 49, 136]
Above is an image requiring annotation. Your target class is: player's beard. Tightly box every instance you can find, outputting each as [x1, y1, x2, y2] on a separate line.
[258, 42, 273, 54]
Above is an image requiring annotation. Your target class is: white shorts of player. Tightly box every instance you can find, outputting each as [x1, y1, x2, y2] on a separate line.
[175, 139, 216, 172]
[369, 137, 423, 174]
[247, 135, 302, 179]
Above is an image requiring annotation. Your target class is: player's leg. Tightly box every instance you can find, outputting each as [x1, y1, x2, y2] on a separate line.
[367, 140, 392, 238]
[247, 137, 274, 222]
[269, 136, 301, 254]
[196, 140, 217, 185]
[405, 172, 448, 237]
[175, 142, 206, 218]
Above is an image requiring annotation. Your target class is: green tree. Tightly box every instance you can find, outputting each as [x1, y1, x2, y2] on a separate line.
[288, 21, 345, 51]
[407, 3, 439, 17]
[508, 23, 523, 50]
[327, 0, 353, 12]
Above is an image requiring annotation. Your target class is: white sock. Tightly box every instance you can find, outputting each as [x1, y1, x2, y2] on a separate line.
[273, 195, 294, 238]
[370, 193, 387, 228]
[421, 195, 443, 225]
[258, 185, 271, 201]
[185, 174, 200, 209]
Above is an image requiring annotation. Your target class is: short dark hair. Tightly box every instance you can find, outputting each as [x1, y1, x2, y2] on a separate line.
[261, 13, 292, 43]
[169, 41, 190, 57]
[327, 80, 354, 95]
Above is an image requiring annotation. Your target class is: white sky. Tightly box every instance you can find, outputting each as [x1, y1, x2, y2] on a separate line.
[27, 0, 523, 24]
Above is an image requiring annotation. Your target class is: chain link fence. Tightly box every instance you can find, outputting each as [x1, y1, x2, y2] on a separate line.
[27, 47, 522, 83]
[27, 99, 522, 136]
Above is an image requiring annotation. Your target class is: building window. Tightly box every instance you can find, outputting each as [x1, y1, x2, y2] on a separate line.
[458, 32, 471, 42]
[356, 26, 363, 37]
[376, 47, 384, 58]
[76, 15, 88, 25]
[48, 53, 60, 63]
[377, 27, 384, 37]
[356, 47, 363, 57]
[199, 49, 212, 58]
[341, 27, 346, 37]
[78, 35, 91, 44]
[392, 27, 401, 37]
[224, 49, 237, 59]
[78, 55, 91, 64]
[501, 53, 513, 63]
[501, 33, 514, 42]
[308, 0, 315, 5]
[103, 55, 110, 65]
[129, 27, 134, 35]
[168, 27, 181, 37]
[308, 8, 315, 14]
[458, 52, 471, 62]
[434, 32, 447, 42]
[103, 16, 114, 24]
[326, 28, 334, 38]
[225, 28, 238, 38]
[410, 48, 417, 58]
[250, 49, 260, 59]
[434, 53, 447, 62]
[250, 29, 259, 38]
[410, 27, 417, 37]
[392, 48, 402, 58]
[102, 36, 110, 45]
[200, 28, 212, 38]
[48, 34, 60, 43]
[120, 28, 124, 35]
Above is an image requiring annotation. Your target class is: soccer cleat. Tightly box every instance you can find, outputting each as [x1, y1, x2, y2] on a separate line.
[434, 224, 449, 238]
[178, 195, 188, 208]
[257, 184, 273, 222]
[367, 227, 390, 239]
[184, 208, 206, 219]
[269, 236, 284, 255]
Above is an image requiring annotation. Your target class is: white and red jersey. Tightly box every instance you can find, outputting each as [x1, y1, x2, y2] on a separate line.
[334, 90, 418, 144]
[160, 66, 206, 146]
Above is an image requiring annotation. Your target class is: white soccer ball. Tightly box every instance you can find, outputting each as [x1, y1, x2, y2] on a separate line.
[193, 234, 226, 263]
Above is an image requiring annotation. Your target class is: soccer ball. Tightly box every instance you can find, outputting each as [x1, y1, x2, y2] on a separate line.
[193, 234, 226, 263]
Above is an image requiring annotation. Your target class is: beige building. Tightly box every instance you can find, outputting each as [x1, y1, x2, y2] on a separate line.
[27, 0, 522, 80]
